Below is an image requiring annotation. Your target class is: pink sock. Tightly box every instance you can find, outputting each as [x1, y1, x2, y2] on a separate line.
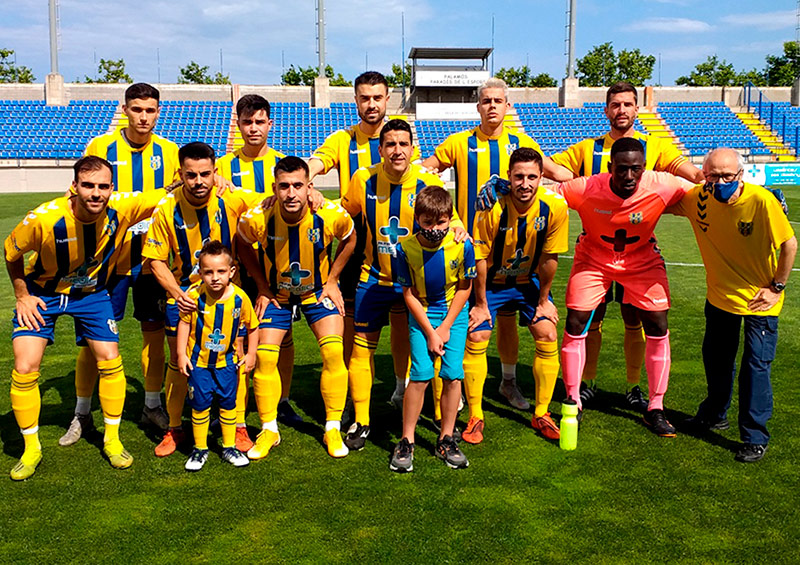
[561, 332, 586, 409]
[645, 332, 671, 411]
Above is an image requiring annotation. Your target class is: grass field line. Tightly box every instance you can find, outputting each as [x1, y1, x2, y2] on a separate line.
[560, 254, 800, 271]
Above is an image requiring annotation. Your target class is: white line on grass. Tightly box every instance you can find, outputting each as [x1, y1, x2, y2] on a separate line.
[561, 255, 800, 271]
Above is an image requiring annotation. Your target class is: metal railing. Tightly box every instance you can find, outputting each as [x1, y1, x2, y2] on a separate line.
[744, 81, 799, 157]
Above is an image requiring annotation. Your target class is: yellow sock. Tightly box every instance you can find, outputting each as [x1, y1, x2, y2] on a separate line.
[462, 340, 489, 421]
[220, 408, 237, 448]
[142, 328, 166, 394]
[318, 335, 348, 422]
[583, 321, 602, 382]
[432, 373, 443, 421]
[533, 339, 560, 418]
[624, 323, 646, 385]
[235, 363, 249, 425]
[496, 312, 519, 366]
[349, 335, 377, 426]
[254, 344, 281, 424]
[165, 362, 187, 428]
[11, 370, 42, 454]
[75, 346, 98, 399]
[97, 356, 126, 444]
[279, 336, 295, 399]
[192, 408, 211, 450]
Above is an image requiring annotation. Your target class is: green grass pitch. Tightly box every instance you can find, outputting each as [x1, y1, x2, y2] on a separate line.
[1, 189, 799, 563]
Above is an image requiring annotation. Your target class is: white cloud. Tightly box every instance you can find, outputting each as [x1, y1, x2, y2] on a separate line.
[628, 17, 712, 33]
[720, 11, 795, 31]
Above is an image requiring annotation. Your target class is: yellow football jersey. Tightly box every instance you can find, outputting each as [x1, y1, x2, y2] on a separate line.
[85, 129, 180, 277]
[433, 126, 543, 235]
[550, 131, 687, 178]
[4, 191, 165, 295]
[668, 182, 795, 316]
[237, 200, 354, 305]
[474, 190, 569, 286]
[143, 188, 263, 288]
[216, 147, 286, 195]
[180, 282, 258, 368]
[342, 163, 462, 286]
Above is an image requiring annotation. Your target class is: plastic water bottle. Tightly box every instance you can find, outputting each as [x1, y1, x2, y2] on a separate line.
[560, 398, 579, 451]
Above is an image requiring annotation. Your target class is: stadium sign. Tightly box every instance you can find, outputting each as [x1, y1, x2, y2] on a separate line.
[744, 163, 800, 187]
[416, 103, 480, 120]
[415, 70, 490, 87]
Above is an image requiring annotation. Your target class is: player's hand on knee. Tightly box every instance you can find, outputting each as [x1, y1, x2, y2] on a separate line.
[319, 282, 344, 316]
[535, 301, 559, 324]
[16, 295, 47, 331]
[468, 305, 491, 331]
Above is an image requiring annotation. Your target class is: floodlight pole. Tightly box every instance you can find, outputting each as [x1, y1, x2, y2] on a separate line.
[317, 0, 326, 77]
[566, 0, 576, 79]
[48, 0, 59, 74]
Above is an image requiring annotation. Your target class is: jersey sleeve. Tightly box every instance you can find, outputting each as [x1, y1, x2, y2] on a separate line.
[472, 207, 496, 261]
[519, 133, 543, 155]
[554, 177, 588, 209]
[179, 287, 200, 323]
[652, 137, 688, 176]
[665, 190, 692, 217]
[433, 133, 458, 168]
[84, 136, 103, 157]
[543, 197, 570, 254]
[764, 192, 796, 248]
[324, 201, 354, 241]
[142, 201, 174, 261]
[549, 141, 584, 176]
[113, 189, 168, 223]
[652, 171, 690, 207]
[311, 130, 344, 174]
[232, 190, 264, 214]
[395, 243, 413, 287]
[239, 291, 260, 331]
[237, 207, 266, 245]
[462, 239, 477, 279]
[341, 170, 365, 217]
[4, 209, 41, 262]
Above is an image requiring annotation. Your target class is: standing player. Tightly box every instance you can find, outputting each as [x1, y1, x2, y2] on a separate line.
[143, 142, 264, 457]
[670, 148, 796, 462]
[216, 94, 299, 431]
[236, 156, 356, 459]
[422, 77, 565, 412]
[5, 156, 166, 479]
[558, 138, 688, 437]
[463, 148, 569, 444]
[550, 81, 704, 410]
[341, 119, 466, 450]
[60, 83, 178, 447]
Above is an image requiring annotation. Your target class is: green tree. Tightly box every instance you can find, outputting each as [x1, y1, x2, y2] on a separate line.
[0, 48, 35, 83]
[281, 64, 351, 86]
[764, 41, 800, 86]
[84, 58, 132, 83]
[576, 43, 655, 86]
[178, 61, 230, 84]
[737, 68, 767, 87]
[676, 55, 740, 86]
[616, 48, 656, 85]
[386, 63, 412, 88]
[495, 66, 556, 87]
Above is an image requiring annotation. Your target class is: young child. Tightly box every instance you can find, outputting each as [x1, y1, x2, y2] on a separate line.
[391, 185, 476, 472]
[177, 240, 259, 471]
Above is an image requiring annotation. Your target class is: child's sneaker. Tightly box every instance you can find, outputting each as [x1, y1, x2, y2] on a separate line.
[389, 438, 414, 473]
[185, 448, 209, 471]
[221, 447, 249, 467]
[435, 435, 469, 469]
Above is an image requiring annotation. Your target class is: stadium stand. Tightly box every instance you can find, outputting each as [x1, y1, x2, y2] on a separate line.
[0, 100, 116, 159]
[267, 101, 360, 156]
[415, 119, 480, 159]
[657, 101, 770, 157]
[153, 100, 232, 157]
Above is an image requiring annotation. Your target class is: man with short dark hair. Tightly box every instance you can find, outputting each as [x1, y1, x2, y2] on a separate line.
[670, 148, 796, 462]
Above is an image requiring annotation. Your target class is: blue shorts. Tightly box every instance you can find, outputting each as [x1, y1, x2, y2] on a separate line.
[108, 273, 166, 323]
[259, 290, 340, 331]
[409, 306, 468, 382]
[165, 285, 191, 337]
[187, 362, 238, 411]
[12, 286, 119, 346]
[353, 280, 407, 333]
[470, 281, 553, 334]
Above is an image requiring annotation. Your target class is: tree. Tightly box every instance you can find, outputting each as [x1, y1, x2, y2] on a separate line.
[764, 41, 800, 86]
[495, 66, 556, 87]
[386, 63, 412, 88]
[280, 64, 352, 86]
[178, 61, 230, 84]
[675, 55, 739, 86]
[576, 42, 655, 86]
[84, 58, 132, 83]
[0, 48, 35, 83]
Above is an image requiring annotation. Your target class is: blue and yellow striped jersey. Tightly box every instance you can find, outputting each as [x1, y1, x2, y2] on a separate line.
[143, 188, 263, 287]
[311, 124, 421, 196]
[396, 230, 476, 310]
[473, 190, 569, 286]
[237, 200, 354, 305]
[179, 282, 258, 368]
[4, 191, 165, 295]
[216, 147, 286, 195]
[550, 131, 687, 177]
[433, 126, 543, 235]
[342, 163, 463, 287]
[85, 129, 180, 277]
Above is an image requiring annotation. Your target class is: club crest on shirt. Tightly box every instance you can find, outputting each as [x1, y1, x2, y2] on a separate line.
[232, 307, 241, 319]
[738, 220, 753, 236]
[307, 228, 321, 243]
[450, 258, 460, 271]
[534, 216, 547, 231]
[505, 143, 518, 156]
[408, 193, 416, 209]
[629, 212, 643, 225]
[150, 155, 162, 171]
[104, 216, 119, 236]
[214, 208, 224, 225]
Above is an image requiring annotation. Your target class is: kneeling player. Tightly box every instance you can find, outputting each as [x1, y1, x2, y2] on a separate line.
[463, 148, 569, 443]
[177, 241, 259, 471]
[390, 186, 474, 472]
[237, 156, 356, 459]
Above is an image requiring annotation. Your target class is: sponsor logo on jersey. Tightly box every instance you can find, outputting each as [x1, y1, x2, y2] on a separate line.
[129, 218, 152, 235]
[56, 237, 78, 244]
[468, 147, 487, 153]
[204, 328, 227, 352]
[231, 171, 250, 177]
[593, 208, 612, 215]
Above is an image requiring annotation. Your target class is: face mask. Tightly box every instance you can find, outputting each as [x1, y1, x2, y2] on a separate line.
[708, 180, 739, 203]
[419, 227, 448, 244]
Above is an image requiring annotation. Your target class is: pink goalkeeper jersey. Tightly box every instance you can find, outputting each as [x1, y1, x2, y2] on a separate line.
[557, 170, 688, 263]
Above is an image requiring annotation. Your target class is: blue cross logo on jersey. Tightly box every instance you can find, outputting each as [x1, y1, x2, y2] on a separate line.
[204, 328, 227, 352]
[379, 216, 409, 244]
[281, 262, 311, 287]
[506, 249, 530, 270]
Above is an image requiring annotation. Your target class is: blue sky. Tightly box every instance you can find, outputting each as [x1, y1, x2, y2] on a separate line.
[0, 0, 796, 86]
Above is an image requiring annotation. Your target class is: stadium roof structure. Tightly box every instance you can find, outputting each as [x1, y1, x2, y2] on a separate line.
[407, 47, 493, 62]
